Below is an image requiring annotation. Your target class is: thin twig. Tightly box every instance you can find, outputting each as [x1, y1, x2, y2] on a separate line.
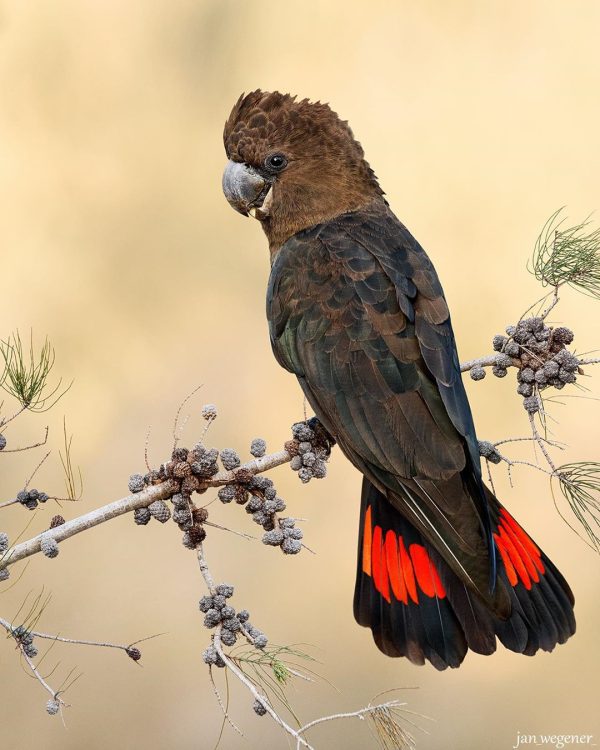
[0, 617, 136, 653]
[539, 288, 560, 319]
[24, 451, 51, 490]
[0, 426, 49, 454]
[172, 385, 203, 449]
[297, 700, 406, 735]
[203, 520, 256, 541]
[528, 412, 559, 472]
[492, 451, 558, 480]
[493, 435, 565, 449]
[0, 497, 20, 510]
[20, 647, 67, 708]
[0, 404, 28, 430]
[208, 669, 245, 738]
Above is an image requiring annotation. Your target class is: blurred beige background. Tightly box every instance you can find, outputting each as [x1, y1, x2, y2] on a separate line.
[1, 1, 599, 748]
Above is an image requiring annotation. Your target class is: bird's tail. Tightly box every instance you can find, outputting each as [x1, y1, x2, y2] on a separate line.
[353, 478, 576, 669]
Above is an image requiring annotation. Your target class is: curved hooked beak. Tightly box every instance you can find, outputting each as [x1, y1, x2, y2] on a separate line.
[222, 160, 273, 220]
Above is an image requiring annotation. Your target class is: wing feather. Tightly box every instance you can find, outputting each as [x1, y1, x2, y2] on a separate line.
[267, 202, 502, 610]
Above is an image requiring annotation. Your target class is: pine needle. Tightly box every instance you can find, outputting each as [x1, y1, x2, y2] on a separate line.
[555, 462, 600, 552]
[369, 703, 417, 750]
[231, 644, 319, 723]
[530, 209, 600, 298]
[59, 418, 83, 502]
[0, 331, 71, 412]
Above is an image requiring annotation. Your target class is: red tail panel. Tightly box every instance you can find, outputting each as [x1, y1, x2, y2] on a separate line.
[362, 505, 447, 603]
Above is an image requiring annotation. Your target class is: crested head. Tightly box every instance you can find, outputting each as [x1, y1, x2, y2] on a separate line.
[222, 90, 385, 251]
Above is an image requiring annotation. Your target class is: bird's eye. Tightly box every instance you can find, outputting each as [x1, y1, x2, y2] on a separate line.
[264, 153, 288, 173]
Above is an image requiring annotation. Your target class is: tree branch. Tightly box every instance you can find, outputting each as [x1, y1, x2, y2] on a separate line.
[1, 447, 296, 572]
[1, 481, 177, 569]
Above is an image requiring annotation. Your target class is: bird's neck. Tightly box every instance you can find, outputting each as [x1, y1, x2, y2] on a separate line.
[264, 194, 386, 260]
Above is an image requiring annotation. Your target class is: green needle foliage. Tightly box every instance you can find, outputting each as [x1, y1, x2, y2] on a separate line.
[531, 209, 600, 298]
[232, 644, 319, 722]
[556, 462, 600, 553]
[0, 331, 69, 412]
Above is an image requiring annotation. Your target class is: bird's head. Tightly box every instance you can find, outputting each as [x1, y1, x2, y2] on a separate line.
[222, 90, 384, 250]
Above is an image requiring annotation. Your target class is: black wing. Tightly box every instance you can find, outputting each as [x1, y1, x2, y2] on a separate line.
[267, 202, 508, 614]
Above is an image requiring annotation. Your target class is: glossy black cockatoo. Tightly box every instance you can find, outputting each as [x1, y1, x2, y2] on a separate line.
[221, 90, 575, 669]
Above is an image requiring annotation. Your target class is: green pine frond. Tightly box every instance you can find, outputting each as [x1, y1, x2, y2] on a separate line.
[531, 209, 600, 298]
[0, 331, 70, 412]
[555, 462, 600, 553]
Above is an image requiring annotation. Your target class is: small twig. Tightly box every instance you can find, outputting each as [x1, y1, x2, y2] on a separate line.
[488, 434, 566, 483]
[493, 435, 565, 449]
[528, 412, 559, 473]
[203, 520, 256, 541]
[0, 617, 138, 653]
[0, 404, 28, 430]
[518, 288, 558, 322]
[0, 497, 21, 510]
[296, 699, 406, 736]
[539, 288, 560, 320]
[484, 459, 496, 496]
[491, 451, 558, 480]
[144, 426, 152, 473]
[285, 667, 315, 683]
[22, 650, 66, 703]
[0, 426, 49, 453]
[24, 451, 51, 490]
[208, 669, 245, 738]
[172, 385, 203, 449]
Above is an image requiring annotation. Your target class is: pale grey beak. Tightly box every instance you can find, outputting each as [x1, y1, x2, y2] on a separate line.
[222, 160, 267, 217]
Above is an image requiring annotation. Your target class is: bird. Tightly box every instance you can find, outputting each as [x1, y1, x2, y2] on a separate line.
[221, 90, 575, 669]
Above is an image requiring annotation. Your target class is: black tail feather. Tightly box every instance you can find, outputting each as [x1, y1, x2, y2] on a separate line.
[354, 478, 467, 670]
[353, 478, 575, 669]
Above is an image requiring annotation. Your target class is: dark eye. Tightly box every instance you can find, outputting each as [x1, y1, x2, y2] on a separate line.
[264, 153, 288, 173]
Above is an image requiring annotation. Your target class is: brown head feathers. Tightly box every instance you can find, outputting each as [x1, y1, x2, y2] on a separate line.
[223, 90, 385, 251]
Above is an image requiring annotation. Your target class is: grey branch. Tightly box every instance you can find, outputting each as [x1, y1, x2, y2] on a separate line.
[1, 448, 294, 571]
[208, 448, 292, 486]
[460, 354, 502, 372]
[461, 352, 599, 373]
[1, 480, 178, 569]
